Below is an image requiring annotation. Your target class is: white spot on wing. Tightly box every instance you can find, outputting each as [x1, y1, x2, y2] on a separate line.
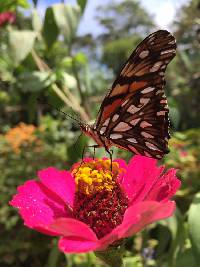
[122, 99, 129, 107]
[161, 49, 176, 55]
[141, 87, 155, 94]
[110, 134, 123, 139]
[100, 127, 107, 135]
[130, 118, 141, 126]
[127, 138, 137, 143]
[150, 61, 162, 72]
[103, 118, 110, 126]
[161, 64, 166, 70]
[156, 90, 163, 95]
[127, 105, 141, 114]
[145, 142, 161, 151]
[113, 122, 132, 132]
[157, 111, 166, 116]
[141, 131, 154, 138]
[139, 50, 149, 59]
[112, 114, 119, 122]
[140, 121, 152, 128]
[160, 99, 167, 104]
[140, 98, 150, 105]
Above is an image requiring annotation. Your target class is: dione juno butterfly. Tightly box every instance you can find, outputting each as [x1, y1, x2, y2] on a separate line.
[80, 30, 176, 159]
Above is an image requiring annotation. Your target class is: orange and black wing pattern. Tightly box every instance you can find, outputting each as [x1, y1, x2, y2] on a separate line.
[93, 30, 176, 159]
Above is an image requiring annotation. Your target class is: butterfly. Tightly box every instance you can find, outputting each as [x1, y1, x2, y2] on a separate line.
[80, 30, 176, 159]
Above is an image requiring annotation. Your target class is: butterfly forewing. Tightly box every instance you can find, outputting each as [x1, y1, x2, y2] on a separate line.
[92, 30, 176, 159]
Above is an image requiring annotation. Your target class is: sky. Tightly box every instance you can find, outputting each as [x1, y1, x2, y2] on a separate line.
[33, 0, 189, 35]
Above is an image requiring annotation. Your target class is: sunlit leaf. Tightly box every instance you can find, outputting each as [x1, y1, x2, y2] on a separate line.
[8, 30, 36, 65]
[51, 3, 81, 44]
[18, 71, 56, 92]
[61, 73, 77, 90]
[0, 0, 29, 11]
[32, 8, 42, 32]
[73, 52, 88, 65]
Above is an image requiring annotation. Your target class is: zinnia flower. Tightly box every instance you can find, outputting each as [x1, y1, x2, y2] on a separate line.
[10, 156, 180, 254]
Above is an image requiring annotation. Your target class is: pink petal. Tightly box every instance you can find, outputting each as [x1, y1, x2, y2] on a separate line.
[116, 201, 175, 239]
[58, 237, 99, 253]
[121, 156, 165, 203]
[114, 158, 128, 184]
[96, 201, 175, 251]
[10, 180, 71, 235]
[145, 169, 181, 202]
[38, 167, 75, 207]
[50, 218, 98, 241]
[114, 158, 127, 170]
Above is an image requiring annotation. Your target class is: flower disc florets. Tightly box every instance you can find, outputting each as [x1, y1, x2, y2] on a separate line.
[72, 159, 128, 238]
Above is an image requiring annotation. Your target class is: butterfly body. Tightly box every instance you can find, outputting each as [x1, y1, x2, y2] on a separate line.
[81, 30, 176, 159]
[80, 124, 112, 150]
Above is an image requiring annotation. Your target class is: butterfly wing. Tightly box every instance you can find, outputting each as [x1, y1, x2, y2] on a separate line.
[93, 30, 176, 159]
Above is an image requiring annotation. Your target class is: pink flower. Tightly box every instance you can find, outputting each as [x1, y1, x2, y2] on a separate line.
[10, 156, 180, 253]
[0, 12, 16, 27]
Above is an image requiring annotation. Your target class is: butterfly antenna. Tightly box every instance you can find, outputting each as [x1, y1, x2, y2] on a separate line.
[37, 97, 85, 126]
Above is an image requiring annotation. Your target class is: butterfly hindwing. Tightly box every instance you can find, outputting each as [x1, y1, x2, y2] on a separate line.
[93, 30, 176, 159]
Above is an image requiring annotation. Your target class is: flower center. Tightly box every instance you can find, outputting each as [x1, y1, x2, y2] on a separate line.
[72, 159, 129, 239]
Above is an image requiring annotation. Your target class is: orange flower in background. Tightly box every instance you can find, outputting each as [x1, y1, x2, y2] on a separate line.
[5, 122, 40, 153]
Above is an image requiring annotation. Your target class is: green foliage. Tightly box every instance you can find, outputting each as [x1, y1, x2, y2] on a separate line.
[77, 0, 87, 13]
[43, 3, 81, 49]
[102, 35, 142, 74]
[0, 0, 199, 266]
[96, 0, 154, 75]
[96, 0, 154, 39]
[188, 192, 200, 264]
[167, 0, 200, 129]
[43, 6, 59, 49]
[0, 0, 29, 12]
[8, 30, 37, 65]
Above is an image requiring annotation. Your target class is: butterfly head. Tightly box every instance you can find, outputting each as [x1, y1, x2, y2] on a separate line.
[80, 124, 93, 137]
[80, 123, 105, 148]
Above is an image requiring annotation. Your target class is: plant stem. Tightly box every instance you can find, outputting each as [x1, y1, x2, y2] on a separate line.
[95, 244, 125, 267]
[31, 49, 90, 122]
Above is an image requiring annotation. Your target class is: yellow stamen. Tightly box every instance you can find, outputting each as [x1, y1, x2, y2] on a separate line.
[72, 159, 124, 195]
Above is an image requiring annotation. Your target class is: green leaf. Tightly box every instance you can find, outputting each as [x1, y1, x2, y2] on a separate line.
[188, 192, 200, 263]
[18, 71, 56, 92]
[43, 7, 59, 49]
[61, 73, 77, 90]
[52, 3, 81, 44]
[169, 106, 180, 130]
[0, 0, 29, 11]
[8, 30, 36, 65]
[32, 8, 42, 32]
[73, 52, 88, 65]
[77, 0, 87, 13]
[176, 249, 196, 267]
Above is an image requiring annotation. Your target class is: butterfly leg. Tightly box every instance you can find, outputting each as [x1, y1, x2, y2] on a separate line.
[81, 144, 99, 161]
[106, 149, 113, 171]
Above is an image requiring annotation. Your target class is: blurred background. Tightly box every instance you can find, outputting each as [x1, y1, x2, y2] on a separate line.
[0, 0, 200, 266]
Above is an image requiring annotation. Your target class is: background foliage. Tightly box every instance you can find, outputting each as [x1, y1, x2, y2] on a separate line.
[0, 0, 200, 266]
